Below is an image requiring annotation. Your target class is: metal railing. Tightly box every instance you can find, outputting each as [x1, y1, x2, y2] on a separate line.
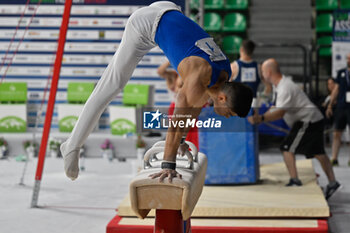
[315, 44, 331, 99]
[185, 0, 204, 27]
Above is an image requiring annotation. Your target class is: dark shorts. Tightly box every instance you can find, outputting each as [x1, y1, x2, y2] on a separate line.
[334, 108, 350, 131]
[280, 120, 325, 158]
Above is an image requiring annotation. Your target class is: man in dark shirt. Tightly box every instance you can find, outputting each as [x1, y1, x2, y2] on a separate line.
[327, 53, 350, 167]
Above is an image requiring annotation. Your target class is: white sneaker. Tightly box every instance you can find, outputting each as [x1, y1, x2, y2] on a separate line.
[60, 142, 80, 180]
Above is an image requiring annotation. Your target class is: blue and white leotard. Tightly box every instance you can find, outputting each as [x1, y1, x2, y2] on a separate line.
[155, 10, 231, 87]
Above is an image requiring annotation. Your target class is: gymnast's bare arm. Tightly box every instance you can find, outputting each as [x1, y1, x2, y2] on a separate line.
[150, 56, 212, 182]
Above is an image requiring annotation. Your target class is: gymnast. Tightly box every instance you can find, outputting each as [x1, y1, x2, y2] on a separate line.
[60, 1, 253, 182]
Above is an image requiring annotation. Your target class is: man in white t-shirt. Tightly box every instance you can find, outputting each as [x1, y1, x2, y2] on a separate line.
[248, 58, 341, 200]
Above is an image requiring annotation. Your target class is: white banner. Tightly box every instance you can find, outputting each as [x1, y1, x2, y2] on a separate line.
[139, 55, 168, 65]
[0, 42, 163, 53]
[0, 5, 141, 15]
[332, 11, 350, 76]
[332, 42, 350, 77]
[0, 54, 167, 66]
[5, 79, 161, 90]
[153, 93, 172, 102]
[57, 104, 84, 119]
[0, 29, 124, 40]
[0, 41, 118, 52]
[128, 80, 168, 90]
[0, 17, 128, 27]
[0, 3, 170, 129]
[0, 66, 160, 77]
[0, 44, 161, 54]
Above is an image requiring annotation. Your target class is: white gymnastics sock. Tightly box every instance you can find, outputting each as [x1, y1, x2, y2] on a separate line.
[60, 141, 80, 180]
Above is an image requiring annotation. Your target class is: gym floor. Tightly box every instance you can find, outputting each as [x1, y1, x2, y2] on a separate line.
[1, 146, 348, 233]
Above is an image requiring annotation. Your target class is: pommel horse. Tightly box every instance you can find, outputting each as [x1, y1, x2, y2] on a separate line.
[129, 141, 207, 233]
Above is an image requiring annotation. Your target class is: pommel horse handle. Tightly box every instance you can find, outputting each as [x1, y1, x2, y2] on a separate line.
[144, 140, 198, 170]
[129, 141, 207, 233]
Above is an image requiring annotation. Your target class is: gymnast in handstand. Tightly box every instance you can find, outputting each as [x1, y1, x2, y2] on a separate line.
[61, 1, 253, 181]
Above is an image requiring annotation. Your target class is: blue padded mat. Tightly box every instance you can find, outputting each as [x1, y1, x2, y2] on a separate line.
[198, 107, 259, 184]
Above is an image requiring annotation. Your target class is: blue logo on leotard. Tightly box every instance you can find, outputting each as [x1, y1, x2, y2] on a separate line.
[206, 42, 214, 52]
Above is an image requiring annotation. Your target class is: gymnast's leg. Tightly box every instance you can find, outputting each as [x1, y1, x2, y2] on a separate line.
[60, 10, 155, 180]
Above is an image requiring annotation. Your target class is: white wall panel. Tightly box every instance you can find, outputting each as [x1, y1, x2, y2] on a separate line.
[0, 5, 141, 15]
[0, 3, 172, 130]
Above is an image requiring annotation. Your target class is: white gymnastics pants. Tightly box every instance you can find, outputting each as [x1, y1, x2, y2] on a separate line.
[63, 1, 181, 153]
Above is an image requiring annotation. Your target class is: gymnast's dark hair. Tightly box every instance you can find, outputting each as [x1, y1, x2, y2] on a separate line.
[241, 40, 256, 57]
[221, 82, 253, 118]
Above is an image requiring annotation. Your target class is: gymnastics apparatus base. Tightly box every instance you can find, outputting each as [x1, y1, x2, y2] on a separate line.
[107, 143, 329, 233]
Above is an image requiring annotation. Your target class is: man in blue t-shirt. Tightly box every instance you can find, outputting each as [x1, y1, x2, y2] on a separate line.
[326, 53, 350, 167]
[230, 40, 271, 110]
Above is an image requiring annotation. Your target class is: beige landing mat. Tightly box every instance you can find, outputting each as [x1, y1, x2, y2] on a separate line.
[118, 160, 329, 218]
[118, 217, 320, 228]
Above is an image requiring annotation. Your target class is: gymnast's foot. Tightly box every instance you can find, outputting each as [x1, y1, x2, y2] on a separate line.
[60, 141, 80, 180]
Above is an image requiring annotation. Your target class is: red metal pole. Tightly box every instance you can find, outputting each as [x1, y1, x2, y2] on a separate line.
[31, 0, 72, 208]
[154, 210, 192, 233]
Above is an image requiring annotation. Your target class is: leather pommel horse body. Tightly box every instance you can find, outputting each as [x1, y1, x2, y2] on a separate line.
[129, 141, 207, 233]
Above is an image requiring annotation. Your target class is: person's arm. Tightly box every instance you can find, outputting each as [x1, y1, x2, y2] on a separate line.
[164, 89, 201, 161]
[252, 64, 271, 115]
[326, 83, 339, 118]
[322, 95, 329, 108]
[157, 60, 172, 77]
[329, 83, 339, 107]
[249, 86, 290, 125]
[158, 60, 179, 92]
[150, 74, 205, 182]
[248, 108, 286, 124]
[229, 61, 238, 82]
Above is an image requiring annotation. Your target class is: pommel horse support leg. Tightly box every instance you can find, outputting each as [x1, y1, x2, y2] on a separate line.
[129, 141, 207, 233]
